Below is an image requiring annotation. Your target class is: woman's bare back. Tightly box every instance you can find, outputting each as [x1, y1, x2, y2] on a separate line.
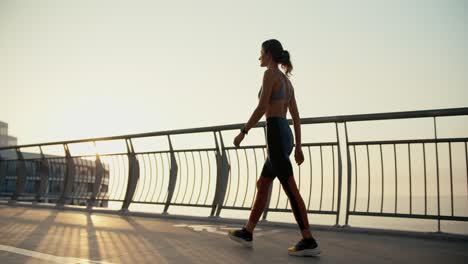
[260, 69, 294, 118]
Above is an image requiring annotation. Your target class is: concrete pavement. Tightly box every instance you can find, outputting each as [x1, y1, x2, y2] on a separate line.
[0, 205, 467, 263]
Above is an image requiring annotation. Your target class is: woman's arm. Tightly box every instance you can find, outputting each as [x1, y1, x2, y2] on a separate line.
[288, 87, 305, 165]
[243, 69, 274, 132]
[288, 87, 301, 146]
[233, 70, 273, 147]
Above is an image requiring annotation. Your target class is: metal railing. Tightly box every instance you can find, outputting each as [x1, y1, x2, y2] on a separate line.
[0, 107, 467, 232]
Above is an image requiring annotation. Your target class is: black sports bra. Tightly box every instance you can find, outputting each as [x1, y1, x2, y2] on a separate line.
[258, 75, 292, 102]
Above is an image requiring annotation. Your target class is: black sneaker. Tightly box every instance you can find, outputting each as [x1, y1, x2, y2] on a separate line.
[288, 237, 321, 256]
[228, 226, 253, 248]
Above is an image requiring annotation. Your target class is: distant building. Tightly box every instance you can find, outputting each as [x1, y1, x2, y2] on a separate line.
[0, 152, 110, 207]
[0, 121, 17, 147]
[0, 121, 109, 207]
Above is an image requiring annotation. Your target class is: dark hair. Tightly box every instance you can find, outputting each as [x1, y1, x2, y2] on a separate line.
[262, 39, 293, 77]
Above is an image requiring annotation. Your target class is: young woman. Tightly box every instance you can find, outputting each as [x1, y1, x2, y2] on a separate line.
[227, 39, 320, 256]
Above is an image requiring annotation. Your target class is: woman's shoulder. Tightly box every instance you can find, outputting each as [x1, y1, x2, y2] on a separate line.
[264, 68, 287, 81]
[263, 68, 275, 77]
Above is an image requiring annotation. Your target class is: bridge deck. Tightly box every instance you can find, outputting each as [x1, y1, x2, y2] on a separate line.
[0, 205, 467, 264]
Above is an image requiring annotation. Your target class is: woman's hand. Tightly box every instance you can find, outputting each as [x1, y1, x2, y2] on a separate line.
[234, 133, 245, 147]
[294, 146, 305, 165]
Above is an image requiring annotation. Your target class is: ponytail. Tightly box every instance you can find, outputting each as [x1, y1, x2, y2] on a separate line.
[262, 39, 293, 77]
[279, 50, 293, 77]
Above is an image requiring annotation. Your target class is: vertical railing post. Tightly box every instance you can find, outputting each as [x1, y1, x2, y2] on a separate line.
[35, 146, 49, 203]
[343, 122, 352, 227]
[121, 138, 140, 212]
[210, 132, 221, 216]
[0, 154, 5, 195]
[262, 126, 274, 221]
[57, 144, 75, 208]
[9, 148, 27, 203]
[87, 143, 104, 209]
[433, 117, 441, 233]
[215, 131, 230, 217]
[163, 135, 178, 214]
[334, 122, 344, 227]
[210, 131, 230, 217]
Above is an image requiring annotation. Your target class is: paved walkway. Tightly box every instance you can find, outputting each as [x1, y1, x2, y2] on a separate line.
[0, 205, 467, 263]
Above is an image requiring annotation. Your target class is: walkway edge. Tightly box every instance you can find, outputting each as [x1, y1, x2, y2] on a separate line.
[1, 201, 467, 242]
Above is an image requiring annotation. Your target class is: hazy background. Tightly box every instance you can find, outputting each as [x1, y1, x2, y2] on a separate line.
[1, 0, 467, 144]
[1, 0, 467, 234]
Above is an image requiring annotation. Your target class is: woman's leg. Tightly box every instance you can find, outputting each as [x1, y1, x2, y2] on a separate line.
[280, 175, 313, 239]
[244, 176, 274, 233]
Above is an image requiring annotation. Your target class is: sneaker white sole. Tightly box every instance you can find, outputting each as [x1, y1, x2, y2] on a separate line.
[288, 247, 321, 257]
[228, 233, 253, 248]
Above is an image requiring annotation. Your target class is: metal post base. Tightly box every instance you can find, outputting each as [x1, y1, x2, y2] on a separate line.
[119, 208, 130, 214]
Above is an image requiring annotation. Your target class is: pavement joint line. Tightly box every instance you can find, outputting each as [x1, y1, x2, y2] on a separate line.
[0, 244, 114, 264]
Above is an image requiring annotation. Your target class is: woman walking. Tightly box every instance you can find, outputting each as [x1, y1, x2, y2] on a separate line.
[228, 39, 320, 256]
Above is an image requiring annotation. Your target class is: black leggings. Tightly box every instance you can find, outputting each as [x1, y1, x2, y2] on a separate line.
[260, 117, 308, 231]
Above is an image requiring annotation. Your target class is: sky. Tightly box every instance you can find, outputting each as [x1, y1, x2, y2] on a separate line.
[0, 0, 467, 145]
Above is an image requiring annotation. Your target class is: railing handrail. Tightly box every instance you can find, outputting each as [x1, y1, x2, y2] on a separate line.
[1, 106, 467, 150]
[1, 106, 467, 232]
